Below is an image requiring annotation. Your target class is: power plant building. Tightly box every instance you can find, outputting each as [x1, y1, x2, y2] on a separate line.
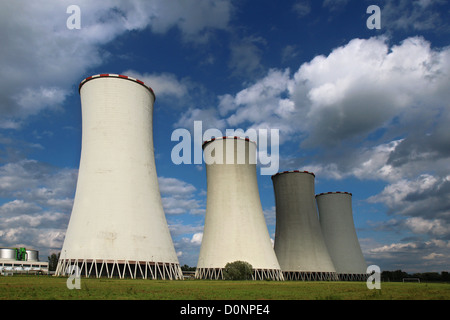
[272, 171, 337, 280]
[195, 137, 284, 280]
[55, 74, 182, 280]
[316, 192, 367, 280]
[0, 247, 48, 275]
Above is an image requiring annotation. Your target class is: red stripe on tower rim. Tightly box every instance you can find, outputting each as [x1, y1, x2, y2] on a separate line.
[202, 136, 256, 148]
[315, 191, 352, 197]
[78, 74, 156, 100]
[271, 170, 316, 179]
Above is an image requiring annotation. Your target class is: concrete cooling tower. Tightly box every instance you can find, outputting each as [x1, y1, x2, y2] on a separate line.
[272, 171, 337, 281]
[195, 137, 284, 280]
[55, 74, 182, 280]
[316, 192, 367, 280]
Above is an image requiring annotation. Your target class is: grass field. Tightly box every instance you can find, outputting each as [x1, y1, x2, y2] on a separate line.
[1, 275, 449, 300]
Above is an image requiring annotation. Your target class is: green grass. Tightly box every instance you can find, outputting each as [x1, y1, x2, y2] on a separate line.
[0, 275, 449, 300]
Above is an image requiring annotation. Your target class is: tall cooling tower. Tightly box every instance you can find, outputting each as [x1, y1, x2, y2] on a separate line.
[55, 74, 182, 280]
[272, 171, 337, 281]
[316, 192, 367, 281]
[195, 136, 283, 280]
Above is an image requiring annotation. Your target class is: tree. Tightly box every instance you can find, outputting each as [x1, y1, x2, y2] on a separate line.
[48, 252, 60, 271]
[181, 264, 196, 271]
[223, 261, 253, 280]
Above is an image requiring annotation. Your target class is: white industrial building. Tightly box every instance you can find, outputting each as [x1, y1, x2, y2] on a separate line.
[196, 137, 284, 280]
[55, 74, 182, 280]
[316, 192, 368, 280]
[272, 171, 337, 281]
[0, 248, 48, 275]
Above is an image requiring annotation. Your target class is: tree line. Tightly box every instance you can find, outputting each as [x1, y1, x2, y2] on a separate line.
[382, 270, 450, 282]
[49, 253, 449, 282]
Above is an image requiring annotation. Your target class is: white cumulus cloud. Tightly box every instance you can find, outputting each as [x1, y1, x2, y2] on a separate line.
[0, 0, 234, 127]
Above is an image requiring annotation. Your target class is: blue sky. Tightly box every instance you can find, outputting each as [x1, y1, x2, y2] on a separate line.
[0, 0, 449, 273]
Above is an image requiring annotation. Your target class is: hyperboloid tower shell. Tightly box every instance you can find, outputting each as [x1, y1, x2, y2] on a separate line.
[316, 192, 367, 280]
[272, 171, 337, 280]
[195, 136, 284, 280]
[56, 74, 182, 279]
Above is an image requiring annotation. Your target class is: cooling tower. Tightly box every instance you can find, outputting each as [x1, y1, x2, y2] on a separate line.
[195, 137, 283, 280]
[316, 192, 367, 281]
[272, 171, 337, 281]
[55, 74, 182, 280]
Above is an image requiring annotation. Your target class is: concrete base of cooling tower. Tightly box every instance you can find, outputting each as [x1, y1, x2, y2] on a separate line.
[55, 258, 183, 280]
[282, 271, 339, 281]
[281, 271, 369, 281]
[336, 273, 369, 281]
[195, 267, 285, 281]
